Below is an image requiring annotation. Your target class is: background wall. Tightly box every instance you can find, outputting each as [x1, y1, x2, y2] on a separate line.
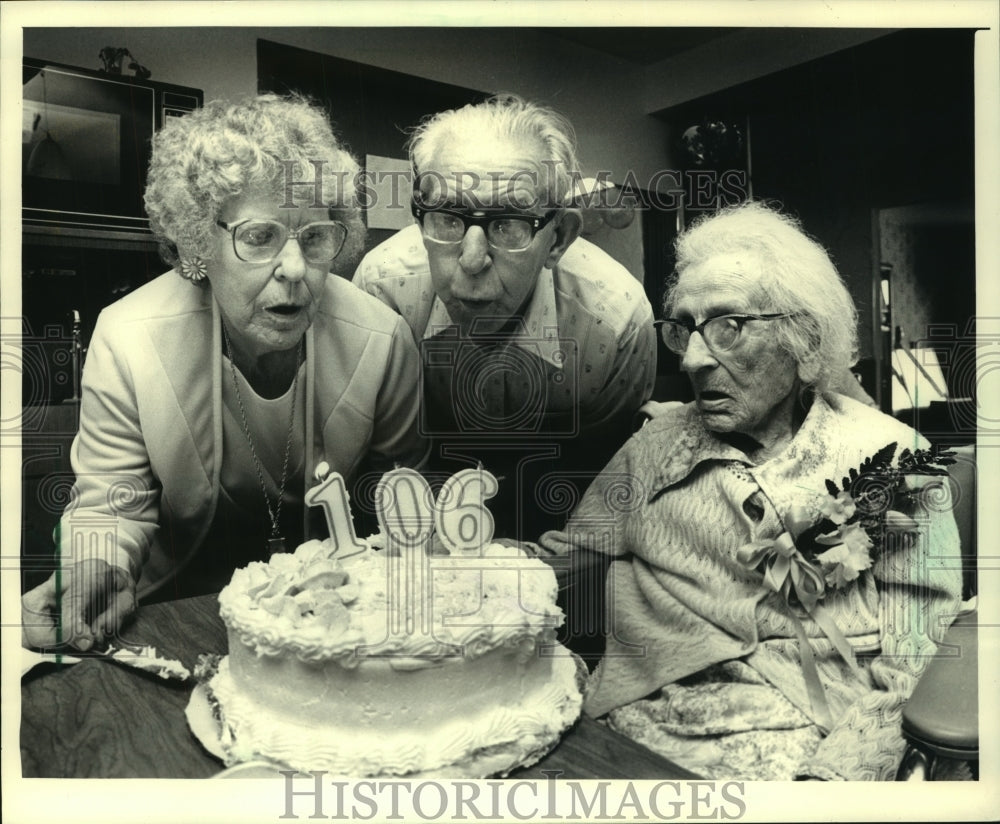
[22, 27, 671, 186]
[651, 28, 977, 375]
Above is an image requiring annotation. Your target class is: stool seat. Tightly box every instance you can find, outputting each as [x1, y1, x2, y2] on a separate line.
[901, 610, 978, 759]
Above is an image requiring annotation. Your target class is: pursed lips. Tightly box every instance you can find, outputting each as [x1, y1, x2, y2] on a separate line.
[452, 296, 495, 311]
[695, 388, 733, 406]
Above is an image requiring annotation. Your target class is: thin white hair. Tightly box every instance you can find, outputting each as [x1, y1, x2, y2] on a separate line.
[407, 93, 579, 207]
[666, 200, 858, 392]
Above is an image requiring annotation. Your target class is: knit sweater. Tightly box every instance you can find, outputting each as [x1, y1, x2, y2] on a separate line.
[539, 392, 962, 780]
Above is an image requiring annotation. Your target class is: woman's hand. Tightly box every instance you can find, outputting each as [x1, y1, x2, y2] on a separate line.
[883, 474, 949, 548]
[21, 559, 136, 651]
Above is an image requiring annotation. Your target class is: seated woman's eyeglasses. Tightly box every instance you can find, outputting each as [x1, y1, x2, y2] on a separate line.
[216, 218, 348, 264]
[411, 202, 558, 252]
[655, 313, 791, 355]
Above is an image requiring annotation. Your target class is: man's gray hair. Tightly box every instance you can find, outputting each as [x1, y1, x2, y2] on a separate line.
[407, 93, 579, 208]
[666, 200, 859, 393]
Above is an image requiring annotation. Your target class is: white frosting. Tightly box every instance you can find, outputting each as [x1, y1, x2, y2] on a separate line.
[207, 645, 584, 776]
[107, 644, 190, 680]
[218, 539, 563, 666]
[208, 537, 583, 777]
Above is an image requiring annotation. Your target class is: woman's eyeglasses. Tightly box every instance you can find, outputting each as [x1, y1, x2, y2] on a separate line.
[655, 313, 791, 355]
[216, 218, 348, 265]
[411, 202, 558, 252]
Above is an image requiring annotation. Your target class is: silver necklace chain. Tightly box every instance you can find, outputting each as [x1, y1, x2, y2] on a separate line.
[222, 323, 303, 552]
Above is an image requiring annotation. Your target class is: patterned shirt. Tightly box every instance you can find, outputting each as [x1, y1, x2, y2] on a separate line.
[353, 224, 657, 537]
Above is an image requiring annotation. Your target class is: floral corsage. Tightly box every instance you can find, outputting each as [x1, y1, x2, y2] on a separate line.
[737, 441, 955, 729]
[812, 442, 955, 589]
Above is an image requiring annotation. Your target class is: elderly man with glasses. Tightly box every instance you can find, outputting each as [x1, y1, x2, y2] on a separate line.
[353, 94, 657, 539]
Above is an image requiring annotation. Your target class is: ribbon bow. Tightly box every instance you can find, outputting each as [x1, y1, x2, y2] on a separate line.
[737, 506, 864, 732]
[736, 507, 827, 612]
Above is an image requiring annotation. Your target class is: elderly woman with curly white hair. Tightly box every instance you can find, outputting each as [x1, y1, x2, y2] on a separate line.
[22, 95, 426, 651]
[539, 201, 962, 781]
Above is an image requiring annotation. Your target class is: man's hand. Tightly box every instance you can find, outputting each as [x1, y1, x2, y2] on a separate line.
[21, 558, 136, 651]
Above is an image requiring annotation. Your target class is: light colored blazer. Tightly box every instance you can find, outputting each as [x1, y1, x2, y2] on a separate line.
[57, 271, 426, 598]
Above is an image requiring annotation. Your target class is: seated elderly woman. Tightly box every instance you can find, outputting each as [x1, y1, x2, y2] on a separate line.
[539, 201, 962, 781]
[22, 94, 426, 651]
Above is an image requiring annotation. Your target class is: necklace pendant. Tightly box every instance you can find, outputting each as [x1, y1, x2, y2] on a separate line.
[267, 535, 287, 556]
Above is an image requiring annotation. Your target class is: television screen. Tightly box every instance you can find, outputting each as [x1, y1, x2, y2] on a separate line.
[20, 59, 195, 233]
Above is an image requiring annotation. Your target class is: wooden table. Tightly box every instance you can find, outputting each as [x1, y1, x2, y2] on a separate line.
[20, 594, 699, 780]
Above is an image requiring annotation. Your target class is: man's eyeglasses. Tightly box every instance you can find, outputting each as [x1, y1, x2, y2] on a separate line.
[411, 202, 558, 252]
[216, 218, 348, 265]
[655, 313, 792, 355]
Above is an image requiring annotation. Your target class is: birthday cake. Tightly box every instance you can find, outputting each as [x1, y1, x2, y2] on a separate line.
[194, 469, 584, 778]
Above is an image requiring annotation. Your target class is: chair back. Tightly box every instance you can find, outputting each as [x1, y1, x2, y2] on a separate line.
[946, 445, 977, 599]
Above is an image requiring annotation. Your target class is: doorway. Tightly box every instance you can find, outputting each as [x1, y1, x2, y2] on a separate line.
[874, 202, 976, 445]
